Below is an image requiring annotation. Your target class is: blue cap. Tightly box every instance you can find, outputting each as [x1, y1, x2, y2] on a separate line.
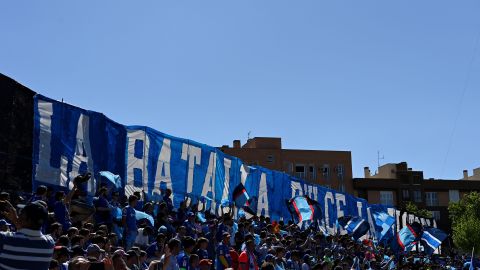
[0, 219, 11, 226]
[158, 225, 168, 234]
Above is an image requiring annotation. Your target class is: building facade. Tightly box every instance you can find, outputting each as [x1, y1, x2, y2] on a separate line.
[353, 162, 480, 230]
[219, 137, 354, 194]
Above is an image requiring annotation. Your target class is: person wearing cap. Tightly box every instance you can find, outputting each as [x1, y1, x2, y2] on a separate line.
[123, 195, 139, 250]
[239, 239, 258, 270]
[217, 232, 232, 270]
[86, 243, 105, 261]
[126, 250, 140, 270]
[0, 219, 11, 232]
[0, 200, 55, 270]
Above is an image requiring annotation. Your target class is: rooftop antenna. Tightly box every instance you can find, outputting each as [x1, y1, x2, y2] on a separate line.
[247, 131, 251, 140]
[377, 150, 384, 169]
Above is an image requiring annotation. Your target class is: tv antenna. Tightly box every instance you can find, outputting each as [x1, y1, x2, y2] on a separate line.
[247, 131, 251, 140]
[377, 150, 384, 169]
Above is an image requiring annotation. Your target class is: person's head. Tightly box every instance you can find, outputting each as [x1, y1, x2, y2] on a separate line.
[126, 250, 138, 266]
[70, 245, 86, 258]
[222, 232, 231, 244]
[182, 236, 196, 253]
[98, 187, 108, 197]
[261, 262, 275, 270]
[68, 256, 91, 270]
[56, 235, 69, 247]
[155, 233, 166, 246]
[71, 235, 85, 247]
[139, 251, 147, 263]
[19, 201, 48, 230]
[275, 246, 285, 258]
[67, 227, 79, 238]
[168, 238, 182, 255]
[0, 192, 10, 201]
[128, 195, 138, 207]
[198, 259, 213, 270]
[0, 219, 11, 232]
[36, 185, 48, 196]
[53, 246, 70, 263]
[142, 226, 154, 236]
[189, 254, 200, 268]
[112, 252, 128, 270]
[197, 237, 209, 249]
[86, 244, 104, 260]
[50, 222, 62, 237]
[165, 189, 172, 197]
[177, 226, 187, 237]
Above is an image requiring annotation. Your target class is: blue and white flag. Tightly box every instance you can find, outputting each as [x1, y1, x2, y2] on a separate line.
[99, 171, 122, 189]
[135, 210, 154, 226]
[338, 216, 370, 240]
[420, 227, 447, 255]
[371, 210, 395, 241]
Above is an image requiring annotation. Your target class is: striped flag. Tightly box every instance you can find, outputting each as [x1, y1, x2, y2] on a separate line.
[420, 227, 447, 255]
[286, 196, 322, 224]
[232, 183, 250, 207]
[338, 216, 370, 240]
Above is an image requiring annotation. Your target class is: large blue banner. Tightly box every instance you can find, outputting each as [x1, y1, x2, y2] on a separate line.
[32, 94, 394, 234]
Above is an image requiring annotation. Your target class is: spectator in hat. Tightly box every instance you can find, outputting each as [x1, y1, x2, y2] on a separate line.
[0, 200, 55, 270]
[126, 250, 140, 270]
[0, 219, 11, 232]
[217, 232, 232, 270]
[86, 244, 105, 261]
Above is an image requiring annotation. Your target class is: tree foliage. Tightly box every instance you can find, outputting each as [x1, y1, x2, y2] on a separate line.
[404, 201, 432, 218]
[448, 192, 480, 254]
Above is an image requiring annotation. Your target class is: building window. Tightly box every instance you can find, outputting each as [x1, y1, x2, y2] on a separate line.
[425, 192, 439, 206]
[430, 211, 441, 221]
[295, 165, 305, 179]
[309, 166, 316, 180]
[380, 191, 394, 206]
[402, 189, 410, 200]
[322, 164, 330, 178]
[267, 155, 274, 163]
[336, 164, 344, 179]
[413, 190, 422, 202]
[449, 190, 460, 202]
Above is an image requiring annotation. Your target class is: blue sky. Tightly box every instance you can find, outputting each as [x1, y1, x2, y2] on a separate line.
[1, 1, 479, 179]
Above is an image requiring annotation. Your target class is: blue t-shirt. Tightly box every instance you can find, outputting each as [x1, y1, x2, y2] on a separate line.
[53, 201, 71, 230]
[216, 243, 232, 270]
[177, 251, 190, 270]
[122, 206, 137, 232]
[196, 249, 209, 260]
[94, 196, 111, 224]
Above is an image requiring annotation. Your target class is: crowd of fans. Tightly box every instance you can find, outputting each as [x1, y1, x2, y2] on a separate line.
[0, 175, 476, 270]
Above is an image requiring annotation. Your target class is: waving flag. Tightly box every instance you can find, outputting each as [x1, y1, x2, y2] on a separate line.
[338, 216, 370, 240]
[287, 196, 322, 224]
[99, 171, 122, 189]
[420, 227, 447, 254]
[135, 210, 154, 226]
[371, 210, 395, 241]
[392, 222, 422, 253]
[233, 183, 250, 207]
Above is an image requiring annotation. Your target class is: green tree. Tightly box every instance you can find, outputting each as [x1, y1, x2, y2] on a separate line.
[448, 191, 480, 255]
[404, 201, 432, 218]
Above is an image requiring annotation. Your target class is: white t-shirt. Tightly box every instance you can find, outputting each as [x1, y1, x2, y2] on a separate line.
[135, 228, 149, 247]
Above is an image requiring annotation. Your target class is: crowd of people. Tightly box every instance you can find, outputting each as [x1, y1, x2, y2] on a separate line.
[0, 175, 476, 270]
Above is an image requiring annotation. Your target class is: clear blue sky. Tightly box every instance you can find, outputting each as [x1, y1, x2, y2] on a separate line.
[1, 1, 479, 180]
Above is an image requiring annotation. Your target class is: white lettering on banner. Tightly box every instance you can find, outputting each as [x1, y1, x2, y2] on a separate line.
[240, 164, 250, 185]
[181, 144, 201, 194]
[357, 201, 363, 217]
[324, 192, 335, 233]
[154, 138, 172, 199]
[304, 184, 318, 201]
[71, 114, 96, 195]
[257, 173, 269, 216]
[35, 100, 62, 186]
[335, 193, 346, 234]
[201, 152, 217, 211]
[126, 130, 150, 196]
[291, 181, 303, 198]
[221, 158, 232, 201]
